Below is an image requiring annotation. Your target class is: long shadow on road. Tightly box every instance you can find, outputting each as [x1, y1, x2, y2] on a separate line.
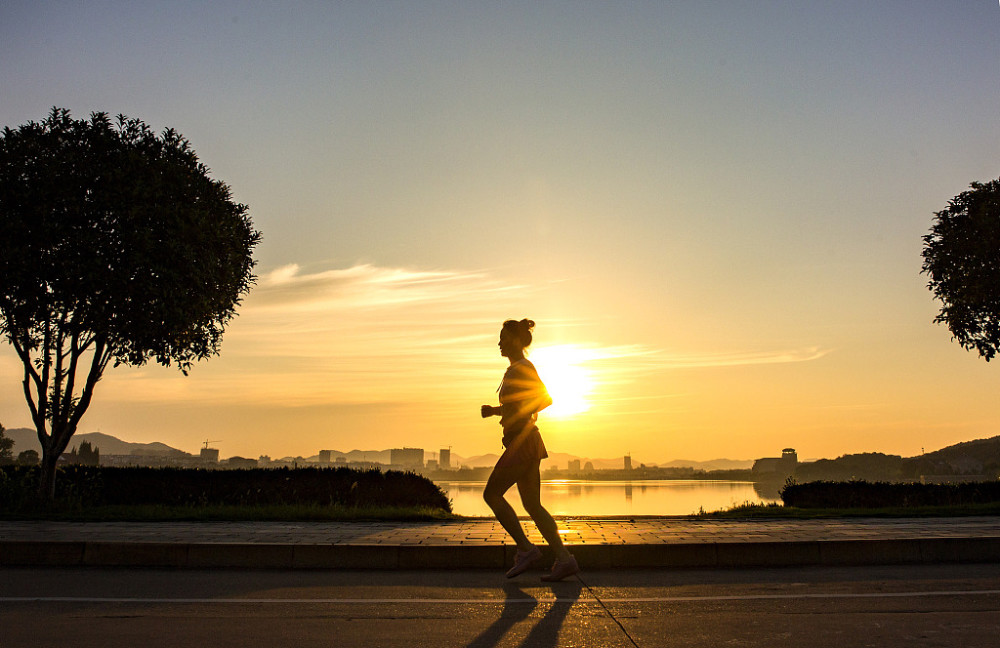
[465, 579, 582, 648]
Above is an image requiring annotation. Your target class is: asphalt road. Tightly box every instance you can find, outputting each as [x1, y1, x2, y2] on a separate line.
[3, 563, 999, 647]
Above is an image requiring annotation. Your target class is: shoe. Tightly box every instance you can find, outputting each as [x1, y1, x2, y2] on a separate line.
[506, 546, 542, 578]
[540, 555, 580, 582]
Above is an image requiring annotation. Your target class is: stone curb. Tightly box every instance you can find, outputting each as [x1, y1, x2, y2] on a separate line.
[3, 537, 999, 569]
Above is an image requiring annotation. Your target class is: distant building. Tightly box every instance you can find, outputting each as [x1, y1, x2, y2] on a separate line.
[200, 447, 220, 463]
[752, 448, 798, 480]
[101, 454, 141, 467]
[318, 450, 332, 464]
[426, 459, 439, 470]
[390, 447, 424, 469]
[568, 459, 581, 472]
[583, 461, 594, 472]
[624, 454, 632, 471]
[227, 456, 258, 469]
[439, 448, 451, 469]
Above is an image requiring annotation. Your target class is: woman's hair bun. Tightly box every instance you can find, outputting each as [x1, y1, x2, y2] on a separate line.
[503, 318, 535, 347]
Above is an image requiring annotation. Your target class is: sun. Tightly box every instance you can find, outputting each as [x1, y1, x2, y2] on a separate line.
[529, 345, 596, 418]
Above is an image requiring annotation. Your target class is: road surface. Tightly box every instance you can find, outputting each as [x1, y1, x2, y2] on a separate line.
[3, 563, 999, 647]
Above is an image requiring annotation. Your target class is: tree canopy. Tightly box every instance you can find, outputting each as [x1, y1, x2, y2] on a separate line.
[921, 178, 1000, 361]
[0, 107, 260, 497]
[0, 423, 13, 465]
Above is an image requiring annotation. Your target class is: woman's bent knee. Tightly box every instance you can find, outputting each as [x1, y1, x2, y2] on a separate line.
[483, 489, 503, 507]
[521, 500, 545, 517]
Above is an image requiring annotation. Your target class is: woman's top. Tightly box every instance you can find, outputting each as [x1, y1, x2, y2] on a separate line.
[497, 359, 552, 462]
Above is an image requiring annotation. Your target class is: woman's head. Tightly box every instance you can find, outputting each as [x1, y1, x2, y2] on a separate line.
[499, 319, 534, 357]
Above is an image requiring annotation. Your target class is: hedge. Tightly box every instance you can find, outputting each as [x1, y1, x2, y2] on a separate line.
[781, 480, 1000, 509]
[0, 465, 451, 512]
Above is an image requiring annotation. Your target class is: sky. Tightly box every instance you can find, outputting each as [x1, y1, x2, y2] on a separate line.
[1, 1, 998, 464]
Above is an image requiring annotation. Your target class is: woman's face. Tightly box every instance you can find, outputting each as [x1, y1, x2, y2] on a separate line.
[498, 327, 520, 357]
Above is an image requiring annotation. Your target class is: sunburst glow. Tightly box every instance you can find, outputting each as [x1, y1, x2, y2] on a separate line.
[530, 345, 597, 418]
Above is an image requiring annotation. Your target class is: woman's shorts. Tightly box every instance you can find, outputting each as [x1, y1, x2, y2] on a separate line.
[494, 426, 548, 470]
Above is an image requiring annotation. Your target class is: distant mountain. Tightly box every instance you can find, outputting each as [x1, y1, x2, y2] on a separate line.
[788, 436, 1000, 482]
[3, 428, 39, 454]
[795, 452, 903, 482]
[10, 426, 997, 476]
[900, 435, 1000, 478]
[2, 428, 189, 457]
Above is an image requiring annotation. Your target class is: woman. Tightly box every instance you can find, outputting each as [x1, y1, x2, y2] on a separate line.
[481, 319, 579, 581]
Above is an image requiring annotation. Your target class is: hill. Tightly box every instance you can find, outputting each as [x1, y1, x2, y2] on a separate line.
[2, 428, 189, 457]
[789, 436, 1000, 482]
[794, 452, 903, 482]
[900, 435, 1000, 478]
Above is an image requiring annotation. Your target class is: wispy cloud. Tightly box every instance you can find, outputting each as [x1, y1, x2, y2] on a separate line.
[101, 263, 532, 406]
[530, 343, 830, 372]
[96, 262, 831, 409]
[648, 347, 831, 369]
[250, 263, 524, 311]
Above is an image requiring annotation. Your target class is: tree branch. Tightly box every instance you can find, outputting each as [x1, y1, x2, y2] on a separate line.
[66, 336, 112, 444]
[62, 328, 82, 431]
[51, 310, 68, 429]
[8, 328, 47, 437]
[39, 314, 52, 426]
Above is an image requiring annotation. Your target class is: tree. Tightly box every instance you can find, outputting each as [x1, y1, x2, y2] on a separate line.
[16, 449, 39, 466]
[0, 423, 13, 465]
[78, 440, 99, 466]
[922, 178, 1000, 361]
[65, 440, 100, 466]
[0, 108, 260, 499]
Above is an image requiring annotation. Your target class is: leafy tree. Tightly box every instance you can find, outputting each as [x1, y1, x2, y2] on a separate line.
[0, 108, 260, 499]
[65, 440, 100, 466]
[16, 449, 39, 466]
[0, 423, 13, 465]
[78, 440, 99, 466]
[922, 178, 1000, 360]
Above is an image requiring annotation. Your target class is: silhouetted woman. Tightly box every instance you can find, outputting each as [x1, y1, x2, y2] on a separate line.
[481, 319, 579, 581]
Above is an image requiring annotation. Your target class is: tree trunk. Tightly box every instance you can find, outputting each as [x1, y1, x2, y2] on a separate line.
[38, 448, 59, 501]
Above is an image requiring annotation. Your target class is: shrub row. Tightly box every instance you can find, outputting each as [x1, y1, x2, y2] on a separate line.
[0, 465, 451, 512]
[781, 480, 1000, 509]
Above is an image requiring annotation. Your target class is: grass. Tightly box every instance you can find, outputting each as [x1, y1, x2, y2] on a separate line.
[0, 503, 459, 522]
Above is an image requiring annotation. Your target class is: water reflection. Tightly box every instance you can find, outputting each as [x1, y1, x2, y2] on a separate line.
[438, 480, 779, 517]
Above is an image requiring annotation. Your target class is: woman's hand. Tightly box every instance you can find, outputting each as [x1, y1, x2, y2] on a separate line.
[481, 405, 498, 418]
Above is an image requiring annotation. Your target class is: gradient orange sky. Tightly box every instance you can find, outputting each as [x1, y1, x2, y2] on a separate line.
[1, 2, 998, 463]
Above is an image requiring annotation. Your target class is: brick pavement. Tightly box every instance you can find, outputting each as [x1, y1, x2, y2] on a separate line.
[3, 517, 999, 545]
[2, 517, 999, 569]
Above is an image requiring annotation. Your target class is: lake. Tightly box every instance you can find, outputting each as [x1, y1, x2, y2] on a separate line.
[436, 479, 780, 517]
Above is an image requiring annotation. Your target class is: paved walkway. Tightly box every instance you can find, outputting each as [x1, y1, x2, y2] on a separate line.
[4, 517, 1000, 544]
[3, 517, 999, 569]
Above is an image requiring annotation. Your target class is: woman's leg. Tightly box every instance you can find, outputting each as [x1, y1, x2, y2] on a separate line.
[484, 462, 533, 551]
[517, 462, 572, 561]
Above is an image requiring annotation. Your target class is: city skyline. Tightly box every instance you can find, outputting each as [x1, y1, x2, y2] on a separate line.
[1, 2, 999, 462]
[1, 424, 981, 476]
